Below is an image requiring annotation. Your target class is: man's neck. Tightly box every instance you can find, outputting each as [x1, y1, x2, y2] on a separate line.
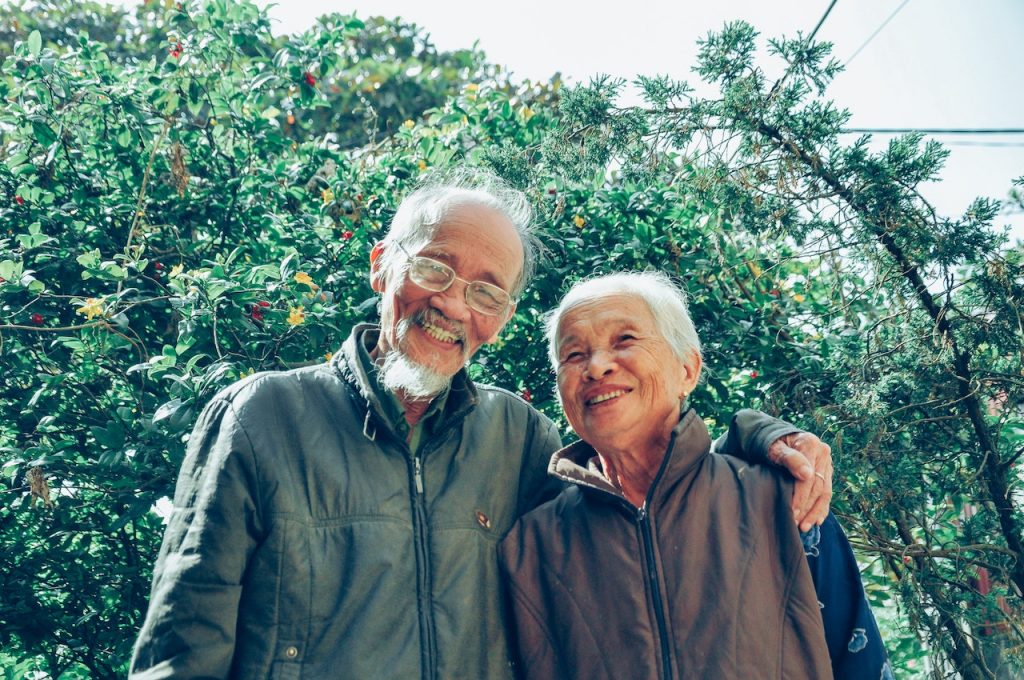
[398, 392, 434, 428]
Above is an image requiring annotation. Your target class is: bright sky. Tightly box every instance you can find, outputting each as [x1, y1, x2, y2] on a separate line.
[116, 0, 1024, 241]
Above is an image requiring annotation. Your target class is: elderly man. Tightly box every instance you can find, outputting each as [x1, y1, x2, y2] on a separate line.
[130, 169, 833, 679]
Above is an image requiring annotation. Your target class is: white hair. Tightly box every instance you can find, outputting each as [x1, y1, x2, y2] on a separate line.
[377, 166, 537, 297]
[545, 271, 703, 370]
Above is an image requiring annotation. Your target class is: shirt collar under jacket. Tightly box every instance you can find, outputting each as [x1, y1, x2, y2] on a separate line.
[346, 323, 454, 447]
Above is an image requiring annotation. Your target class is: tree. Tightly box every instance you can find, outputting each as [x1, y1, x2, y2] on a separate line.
[3, 2, 1020, 678]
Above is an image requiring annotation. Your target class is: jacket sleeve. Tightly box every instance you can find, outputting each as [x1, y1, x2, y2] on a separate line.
[515, 409, 565, 518]
[802, 513, 892, 680]
[711, 408, 800, 465]
[130, 397, 264, 679]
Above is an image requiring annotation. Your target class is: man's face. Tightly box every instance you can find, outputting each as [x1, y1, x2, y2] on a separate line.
[372, 203, 523, 386]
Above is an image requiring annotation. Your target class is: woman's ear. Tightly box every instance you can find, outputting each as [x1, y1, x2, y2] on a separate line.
[680, 350, 702, 398]
[369, 242, 386, 292]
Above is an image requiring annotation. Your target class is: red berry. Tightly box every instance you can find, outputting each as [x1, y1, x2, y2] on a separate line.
[750, 371, 759, 379]
[250, 307, 264, 322]
[547, 188, 557, 195]
[15, 196, 24, 205]
[30, 313, 44, 325]
[257, 300, 271, 308]
[355, 193, 363, 201]
[341, 230, 354, 240]
[304, 72, 316, 86]
[154, 262, 164, 271]
[521, 388, 532, 403]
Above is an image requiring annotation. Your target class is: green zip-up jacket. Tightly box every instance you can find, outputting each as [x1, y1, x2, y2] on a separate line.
[130, 325, 796, 680]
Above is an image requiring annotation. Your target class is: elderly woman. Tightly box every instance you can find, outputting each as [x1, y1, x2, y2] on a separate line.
[498, 272, 889, 680]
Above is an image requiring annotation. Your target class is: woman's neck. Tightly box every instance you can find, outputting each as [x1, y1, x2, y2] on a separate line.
[597, 436, 670, 508]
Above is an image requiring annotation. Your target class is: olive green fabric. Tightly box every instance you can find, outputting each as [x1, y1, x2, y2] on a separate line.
[129, 324, 562, 680]
[498, 409, 831, 680]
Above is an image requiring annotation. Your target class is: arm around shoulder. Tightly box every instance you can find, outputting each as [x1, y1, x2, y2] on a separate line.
[712, 409, 800, 463]
[515, 408, 564, 517]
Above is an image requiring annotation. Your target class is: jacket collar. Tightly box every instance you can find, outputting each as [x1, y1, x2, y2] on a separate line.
[549, 408, 712, 506]
[335, 324, 479, 439]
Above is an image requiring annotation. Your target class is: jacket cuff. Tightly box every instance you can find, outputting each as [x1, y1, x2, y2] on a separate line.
[717, 409, 801, 464]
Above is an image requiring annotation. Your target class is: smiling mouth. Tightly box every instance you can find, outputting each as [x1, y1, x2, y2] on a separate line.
[586, 389, 628, 406]
[421, 319, 462, 345]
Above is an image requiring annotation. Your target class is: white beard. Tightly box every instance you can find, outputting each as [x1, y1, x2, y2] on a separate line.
[378, 349, 453, 400]
[377, 313, 461, 400]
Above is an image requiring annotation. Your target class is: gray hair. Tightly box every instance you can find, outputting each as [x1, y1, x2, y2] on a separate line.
[545, 271, 703, 370]
[377, 166, 537, 298]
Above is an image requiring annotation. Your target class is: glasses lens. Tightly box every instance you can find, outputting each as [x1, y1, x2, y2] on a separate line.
[408, 257, 454, 291]
[467, 282, 510, 316]
[405, 253, 510, 316]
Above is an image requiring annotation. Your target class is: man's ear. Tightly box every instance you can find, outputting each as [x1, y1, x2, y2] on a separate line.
[484, 303, 516, 344]
[369, 242, 386, 292]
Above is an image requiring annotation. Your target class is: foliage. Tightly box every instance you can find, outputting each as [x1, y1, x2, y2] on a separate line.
[538, 21, 1024, 679]
[1, 2, 1021, 679]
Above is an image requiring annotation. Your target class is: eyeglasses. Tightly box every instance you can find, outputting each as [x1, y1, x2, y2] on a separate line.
[395, 242, 514, 317]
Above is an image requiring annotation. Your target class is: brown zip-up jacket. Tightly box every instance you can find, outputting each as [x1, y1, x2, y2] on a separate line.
[498, 409, 833, 680]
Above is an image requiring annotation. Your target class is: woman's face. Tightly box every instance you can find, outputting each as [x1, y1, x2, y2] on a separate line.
[554, 294, 701, 455]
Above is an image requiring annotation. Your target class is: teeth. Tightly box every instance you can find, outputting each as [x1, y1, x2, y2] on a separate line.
[587, 390, 626, 405]
[422, 321, 460, 344]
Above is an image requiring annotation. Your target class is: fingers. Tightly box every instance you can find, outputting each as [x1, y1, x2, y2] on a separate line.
[768, 441, 813, 480]
[789, 459, 813, 527]
[773, 432, 834, 530]
[798, 463, 833, 532]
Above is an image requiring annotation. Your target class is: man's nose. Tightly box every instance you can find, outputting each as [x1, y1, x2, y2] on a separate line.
[430, 280, 472, 322]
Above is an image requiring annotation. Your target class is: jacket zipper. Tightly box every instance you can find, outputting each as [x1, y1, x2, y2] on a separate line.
[637, 504, 673, 680]
[409, 449, 437, 680]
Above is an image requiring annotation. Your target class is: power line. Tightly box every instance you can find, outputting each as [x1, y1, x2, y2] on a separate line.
[808, 0, 839, 43]
[842, 128, 1024, 135]
[944, 141, 1024, 148]
[768, 0, 838, 98]
[845, 0, 911, 65]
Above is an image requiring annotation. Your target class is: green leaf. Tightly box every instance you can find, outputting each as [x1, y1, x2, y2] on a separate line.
[27, 30, 41, 56]
[0, 260, 21, 280]
[152, 398, 184, 423]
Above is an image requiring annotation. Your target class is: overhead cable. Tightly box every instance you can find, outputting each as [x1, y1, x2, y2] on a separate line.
[843, 128, 1024, 135]
[845, 0, 911, 65]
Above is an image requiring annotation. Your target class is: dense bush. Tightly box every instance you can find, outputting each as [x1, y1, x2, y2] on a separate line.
[1, 2, 1022, 678]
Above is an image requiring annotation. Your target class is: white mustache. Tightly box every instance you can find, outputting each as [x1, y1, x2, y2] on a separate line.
[413, 308, 467, 344]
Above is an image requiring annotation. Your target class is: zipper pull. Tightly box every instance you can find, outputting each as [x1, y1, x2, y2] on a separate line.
[414, 456, 424, 495]
[637, 504, 647, 522]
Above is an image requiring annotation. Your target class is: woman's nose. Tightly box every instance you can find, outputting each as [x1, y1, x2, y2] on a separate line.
[583, 349, 616, 380]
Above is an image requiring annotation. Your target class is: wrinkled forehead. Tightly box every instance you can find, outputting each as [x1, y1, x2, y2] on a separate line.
[422, 203, 524, 283]
[556, 293, 654, 341]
